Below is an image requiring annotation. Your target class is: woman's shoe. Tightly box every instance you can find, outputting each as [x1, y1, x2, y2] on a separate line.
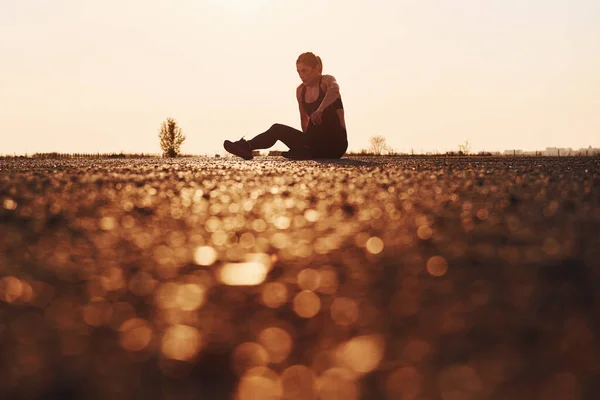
[223, 138, 253, 160]
[282, 148, 313, 160]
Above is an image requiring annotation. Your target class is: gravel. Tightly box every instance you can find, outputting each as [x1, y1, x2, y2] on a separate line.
[1, 155, 599, 400]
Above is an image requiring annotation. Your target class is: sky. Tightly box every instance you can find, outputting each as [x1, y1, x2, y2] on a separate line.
[1, 0, 599, 155]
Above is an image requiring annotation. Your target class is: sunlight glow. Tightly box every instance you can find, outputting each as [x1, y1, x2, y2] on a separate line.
[206, 0, 271, 15]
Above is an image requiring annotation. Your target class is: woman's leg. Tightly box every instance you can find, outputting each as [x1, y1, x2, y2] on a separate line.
[307, 126, 348, 159]
[248, 124, 308, 151]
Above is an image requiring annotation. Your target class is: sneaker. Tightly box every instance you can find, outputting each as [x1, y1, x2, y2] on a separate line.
[223, 137, 253, 160]
[282, 147, 313, 160]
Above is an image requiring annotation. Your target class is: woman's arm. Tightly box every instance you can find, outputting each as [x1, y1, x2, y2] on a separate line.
[296, 85, 310, 132]
[311, 75, 341, 124]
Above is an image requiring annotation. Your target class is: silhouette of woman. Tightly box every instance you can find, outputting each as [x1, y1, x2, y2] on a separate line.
[223, 52, 348, 160]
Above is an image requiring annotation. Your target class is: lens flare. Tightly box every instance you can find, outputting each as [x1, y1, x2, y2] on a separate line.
[119, 318, 153, 352]
[297, 268, 321, 291]
[293, 290, 321, 318]
[194, 246, 218, 266]
[161, 325, 203, 361]
[281, 365, 317, 400]
[232, 342, 269, 375]
[316, 267, 338, 295]
[318, 368, 359, 400]
[261, 282, 288, 308]
[175, 283, 206, 311]
[1, 276, 23, 303]
[336, 335, 385, 374]
[259, 327, 293, 364]
[83, 300, 112, 327]
[330, 297, 359, 326]
[366, 237, 384, 254]
[219, 262, 268, 286]
[426, 256, 448, 277]
[237, 367, 282, 400]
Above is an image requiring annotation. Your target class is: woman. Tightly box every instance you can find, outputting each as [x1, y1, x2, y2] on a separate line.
[223, 52, 348, 160]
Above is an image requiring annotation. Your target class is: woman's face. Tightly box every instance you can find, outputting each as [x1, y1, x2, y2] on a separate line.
[297, 62, 320, 85]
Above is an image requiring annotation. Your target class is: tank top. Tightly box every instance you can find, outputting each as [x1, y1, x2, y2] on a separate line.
[301, 76, 345, 130]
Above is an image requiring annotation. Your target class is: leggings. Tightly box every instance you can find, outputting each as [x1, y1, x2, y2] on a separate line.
[248, 123, 347, 159]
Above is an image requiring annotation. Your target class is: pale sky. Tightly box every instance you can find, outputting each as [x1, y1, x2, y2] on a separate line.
[1, 0, 599, 155]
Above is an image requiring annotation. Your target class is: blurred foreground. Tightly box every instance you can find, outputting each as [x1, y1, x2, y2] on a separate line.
[0, 156, 599, 399]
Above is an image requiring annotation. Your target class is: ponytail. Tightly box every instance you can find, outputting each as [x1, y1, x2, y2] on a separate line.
[297, 52, 322, 71]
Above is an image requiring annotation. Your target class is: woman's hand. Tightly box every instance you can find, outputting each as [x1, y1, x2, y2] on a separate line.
[311, 109, 323, 125]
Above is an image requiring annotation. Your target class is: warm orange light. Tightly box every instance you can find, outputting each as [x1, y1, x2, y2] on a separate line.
[219, 262, 268, 286]
[119, 318, 153, 352]
[239, 232, 256, 249]
[232, 342, 269, 375]
[366, 236, 384, 254]
[293, 290, 321, 318]
[1, 276, 23, 303]
[161, 325, 203, 361]
[330, 297, 359, 326]
[417, 225, 433, 240]
[155, 282, 179, 309]
[476, 208, 489, 220]
[336, 335, 385, 374]
[318, 368, 359, 400]
[245, 253, 274, 270]
[297, 268, 321, 291]
[261, 282, 288, 308]
[175, 283, 206, 311]
[3, 198, 17, 210]
[426, 256, 448, 277]
[83, 300, 113, 327]
[259, 327, 293, 364]
[316, 267, 338, 295]
[193, 246, 218, 266]
[100, 267, 125, 291]
[281, 365, 317, 400]
[128, 271, 157, 297]
[312, 351, 334, 375]
[304, 209, 320, 222]
[99, 216, 116, 231]
[18, 280, 34, 304]
[237, 367, 282, 400]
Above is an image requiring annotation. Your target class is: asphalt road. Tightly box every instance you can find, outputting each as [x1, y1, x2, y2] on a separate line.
[1, 156, 599, 399]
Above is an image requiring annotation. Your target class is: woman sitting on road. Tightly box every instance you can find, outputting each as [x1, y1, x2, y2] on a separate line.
[223, 52, 348, 160]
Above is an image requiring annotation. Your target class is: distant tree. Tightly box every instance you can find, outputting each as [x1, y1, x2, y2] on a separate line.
[369, 135, 389, 155]
[159, 117, 186, 157]
[458, 139, 471, 155]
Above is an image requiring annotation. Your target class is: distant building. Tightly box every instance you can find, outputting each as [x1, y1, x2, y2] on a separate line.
[503, 149, 523, 155]
[500, 146, 600, 156]
[575, 146, 600, 156]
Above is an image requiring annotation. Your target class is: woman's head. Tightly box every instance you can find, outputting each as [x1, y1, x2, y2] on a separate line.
[296, 52, 322, 85]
